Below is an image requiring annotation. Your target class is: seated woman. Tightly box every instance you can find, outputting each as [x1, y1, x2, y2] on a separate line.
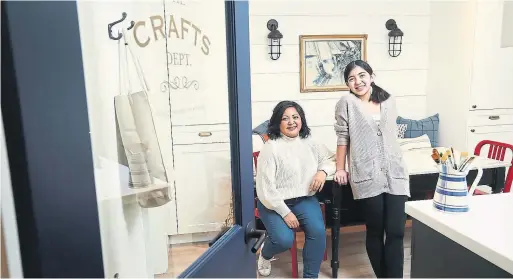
[255, 100, 336, 278]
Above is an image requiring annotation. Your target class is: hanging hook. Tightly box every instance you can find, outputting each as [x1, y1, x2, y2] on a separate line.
[108, 12, 135, 40]
[127, 21, 135, 31]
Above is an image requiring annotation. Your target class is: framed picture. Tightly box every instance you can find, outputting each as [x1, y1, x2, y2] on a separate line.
[299, 34, 368, 93]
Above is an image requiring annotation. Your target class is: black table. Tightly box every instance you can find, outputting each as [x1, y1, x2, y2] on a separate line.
[325, 167, 506, 278]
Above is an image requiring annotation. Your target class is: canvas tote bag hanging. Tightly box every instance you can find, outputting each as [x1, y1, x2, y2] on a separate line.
[114, 31, 171, 208]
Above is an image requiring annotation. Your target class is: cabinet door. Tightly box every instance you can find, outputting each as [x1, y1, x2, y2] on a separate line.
[173, 143, 232, 235]
[163, 0, 230, 126]
[470, 1, 513, 110]
[467, 125, 513, 163]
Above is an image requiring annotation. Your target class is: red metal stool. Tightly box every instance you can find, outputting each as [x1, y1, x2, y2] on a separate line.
[472, 140, 513, 194]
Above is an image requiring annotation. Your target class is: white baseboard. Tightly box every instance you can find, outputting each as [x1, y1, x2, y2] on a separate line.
[168, 231, 219, 245]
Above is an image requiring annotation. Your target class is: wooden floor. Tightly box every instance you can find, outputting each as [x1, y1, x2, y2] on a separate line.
[157, 222, 412, 278]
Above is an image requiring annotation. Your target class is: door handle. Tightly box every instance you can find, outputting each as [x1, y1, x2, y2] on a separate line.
[245, 222, 266, 253]
[488, 115, 500, 120]
[208, 227, 230, 247]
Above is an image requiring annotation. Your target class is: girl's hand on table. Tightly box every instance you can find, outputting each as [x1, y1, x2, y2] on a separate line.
[334, 169, 349, 185]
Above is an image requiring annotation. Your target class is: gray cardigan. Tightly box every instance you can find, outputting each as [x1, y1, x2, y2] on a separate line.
[334, 94, 410, 199]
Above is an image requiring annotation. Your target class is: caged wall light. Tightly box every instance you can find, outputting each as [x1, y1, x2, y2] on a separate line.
[385, 19, 404, 57]
[267, 19, 283, 60]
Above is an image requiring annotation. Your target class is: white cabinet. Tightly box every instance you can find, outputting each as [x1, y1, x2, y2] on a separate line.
[467, 125, 513, 180]
[469, 1, 513, 110]
[162, 0, 232, 237]
[467, 111, 513, 160]
[467, 125, 513, 155]
[164, 0, 230, 126]
[465, 111, 513, 152]
[427, 1, 513, 152]
[172, 125, 232, 235]
[501, 1, 513, 48]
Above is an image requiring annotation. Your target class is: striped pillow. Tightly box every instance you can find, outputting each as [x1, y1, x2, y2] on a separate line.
[397, 134, 432, 152]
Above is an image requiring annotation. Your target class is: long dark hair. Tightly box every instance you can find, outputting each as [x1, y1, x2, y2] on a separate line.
[343, 60, 390, 103]
[267, 101, 311, 140]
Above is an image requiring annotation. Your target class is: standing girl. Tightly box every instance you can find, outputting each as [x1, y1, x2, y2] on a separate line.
[333, 60, 410, 278]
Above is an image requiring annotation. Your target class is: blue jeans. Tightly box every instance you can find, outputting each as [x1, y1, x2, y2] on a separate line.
[257, 195, 326, 278]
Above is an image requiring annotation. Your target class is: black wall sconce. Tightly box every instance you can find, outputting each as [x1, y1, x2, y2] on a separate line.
[267, 19, 283, 60]
[385, 19, 404, 57]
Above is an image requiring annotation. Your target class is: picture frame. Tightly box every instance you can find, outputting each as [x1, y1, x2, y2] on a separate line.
[299, 34, 368, 93]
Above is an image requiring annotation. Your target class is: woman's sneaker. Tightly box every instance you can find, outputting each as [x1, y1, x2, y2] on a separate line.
[257, 244, 271, 276]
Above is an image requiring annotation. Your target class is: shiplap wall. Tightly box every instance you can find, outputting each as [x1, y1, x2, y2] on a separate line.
[248, 0, 431, 149]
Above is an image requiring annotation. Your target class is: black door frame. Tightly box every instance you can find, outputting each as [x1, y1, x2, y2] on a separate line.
[1, 0, 254, 277]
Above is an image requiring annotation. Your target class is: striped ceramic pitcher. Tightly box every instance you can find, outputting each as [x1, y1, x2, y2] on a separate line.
[432, 165, 483, 213]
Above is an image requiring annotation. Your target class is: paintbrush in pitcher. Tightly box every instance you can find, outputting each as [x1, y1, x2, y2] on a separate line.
[459, 156, 476, 172]
[451, 147, 458, 169]
[440, 152, 449, 174]
[431, 149, 441, 165]
[459, 152, 469, 169]
[447, 149, 457, 170]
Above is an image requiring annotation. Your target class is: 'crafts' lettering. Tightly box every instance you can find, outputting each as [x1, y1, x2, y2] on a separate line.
[133, 14, 211, 55]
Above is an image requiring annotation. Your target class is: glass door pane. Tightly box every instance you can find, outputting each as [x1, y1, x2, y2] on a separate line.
[76, 0, 236, 277]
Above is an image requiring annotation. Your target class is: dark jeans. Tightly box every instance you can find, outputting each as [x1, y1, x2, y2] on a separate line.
[360, 193, 407, 278]
[257, 196, 326, 278]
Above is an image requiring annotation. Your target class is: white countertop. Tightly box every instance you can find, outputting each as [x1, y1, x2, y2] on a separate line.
[405, 193, 513, 275]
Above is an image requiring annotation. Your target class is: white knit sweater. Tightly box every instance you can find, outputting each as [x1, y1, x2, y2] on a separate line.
[255, 135, 336, 217]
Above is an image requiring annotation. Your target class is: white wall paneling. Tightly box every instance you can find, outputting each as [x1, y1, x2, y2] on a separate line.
[252, 95, 427, 128]
[250, 43, 430, 74]
[251, 70, 427, 102]
[252, 99, 342, 127]
[309, 126, 340, 151]
[249, 1, 431, 17]
[249, 15, 430, 45]
[250, 101, 428, 152]
[248, 0, 431, 153]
